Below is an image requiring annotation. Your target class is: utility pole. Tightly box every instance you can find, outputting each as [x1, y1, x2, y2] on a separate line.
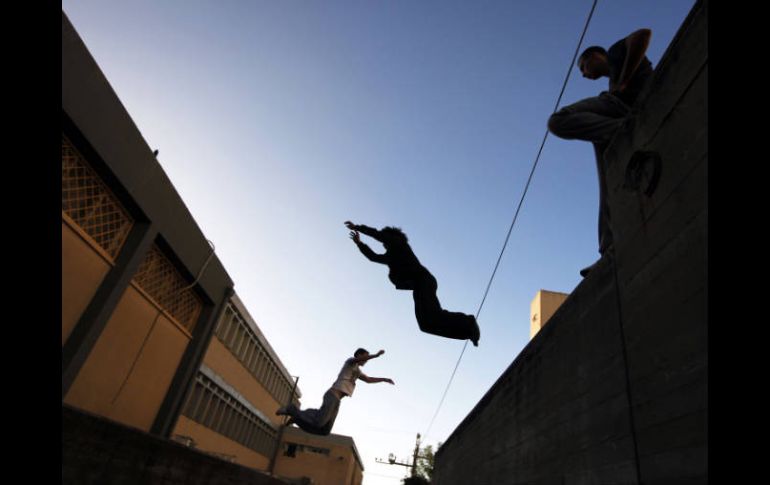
[411, 433, 421, 477]
[375, 433, 422, 478]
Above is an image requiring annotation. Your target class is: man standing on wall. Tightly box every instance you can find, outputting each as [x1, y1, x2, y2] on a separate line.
[548, 28, 653, 277]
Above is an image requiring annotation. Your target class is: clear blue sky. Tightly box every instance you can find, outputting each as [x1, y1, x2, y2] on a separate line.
[62, 1, 696, 482]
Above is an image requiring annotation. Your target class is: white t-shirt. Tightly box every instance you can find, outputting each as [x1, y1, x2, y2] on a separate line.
[331, 358, 363, 397]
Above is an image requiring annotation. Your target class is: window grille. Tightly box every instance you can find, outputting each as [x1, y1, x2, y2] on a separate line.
[61, 135, 133, 261]
[283, 442, 330, 457]
[132, 244, 203, 332]
[214, 303, 296, 405]
[182, 372, 277, 456]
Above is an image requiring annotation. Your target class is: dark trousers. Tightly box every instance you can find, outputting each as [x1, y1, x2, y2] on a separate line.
[284, 389, 341, 436]
[413, 271, 476, 340]
[548, 92, 631, 254]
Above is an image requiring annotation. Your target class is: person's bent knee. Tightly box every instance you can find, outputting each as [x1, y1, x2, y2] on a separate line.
[548, 112, 570, 138]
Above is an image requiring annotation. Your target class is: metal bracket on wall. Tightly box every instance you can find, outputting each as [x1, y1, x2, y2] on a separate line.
[623, 150, 662, 197]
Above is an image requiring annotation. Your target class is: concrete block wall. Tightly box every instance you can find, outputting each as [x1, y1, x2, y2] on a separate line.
[604, 0, 707, 480]
[433, 255, 637, 484]
[62, 404, 288, 485]
[433, 1, 706, 484]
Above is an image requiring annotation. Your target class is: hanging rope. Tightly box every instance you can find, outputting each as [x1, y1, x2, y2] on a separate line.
[608, 250, 643, 484]
[423, 0, 600, 441]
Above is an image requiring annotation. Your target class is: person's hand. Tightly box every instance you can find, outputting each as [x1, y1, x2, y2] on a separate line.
[384, 378, 395, 385]
[376, 350, 385, 356]
[349, 231, 360, 243]
[344, 221, 356, 230]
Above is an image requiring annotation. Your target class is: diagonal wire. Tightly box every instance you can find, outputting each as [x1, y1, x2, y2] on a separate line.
[424, 0, 600, 441]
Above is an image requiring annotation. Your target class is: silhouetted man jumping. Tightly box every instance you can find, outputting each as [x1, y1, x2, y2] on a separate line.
[345, 221, 480, 346]
[548, 28, 653, 277]
[276, 348, 394, 436]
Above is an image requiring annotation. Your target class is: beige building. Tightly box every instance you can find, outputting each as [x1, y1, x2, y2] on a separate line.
[171, 293, 365, 484]
[274, 427, 364, 485]
[63, 10, 364, 484]
[62, 109, 234, 438]
[172, 293, 302, 470]
[530, 290, 569, 339]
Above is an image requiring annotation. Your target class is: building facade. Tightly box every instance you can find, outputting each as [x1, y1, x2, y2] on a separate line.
[274, 427, 364, 485]
[529, 289, 569, 339]
[172, 293, 302, 470]
[62, 10, 363, 483]
[62, 10, 235, 437]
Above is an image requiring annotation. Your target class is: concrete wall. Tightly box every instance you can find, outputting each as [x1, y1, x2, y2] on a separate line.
[64, 283, 190, 431]
[433, 1, 706, 484]
[62, 219, 110, 345]
[435, 258, 637, 484]
[602, 0, 707, 479]
[63, 404, 287, 485]
[174, 415, 272, 470]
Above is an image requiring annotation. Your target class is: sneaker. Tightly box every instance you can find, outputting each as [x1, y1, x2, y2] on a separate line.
[276, 406, 289, 416]
[580, 246, 616, 277]
[579, 259, 600, 277]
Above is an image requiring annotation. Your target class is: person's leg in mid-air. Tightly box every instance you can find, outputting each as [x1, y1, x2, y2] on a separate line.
[277, 389, 342, 436]
[413, 271, 479, 346]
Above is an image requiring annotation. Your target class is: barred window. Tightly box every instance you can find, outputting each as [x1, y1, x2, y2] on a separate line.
[284, 443, 297, 458]
[61, 134, 134, 261]
[305, 444, 330, 456]
[182, 372, 277, 457]
[283, 442, 330, 458]
[214, 303, 297, 405]
[132, 244, 203, 333]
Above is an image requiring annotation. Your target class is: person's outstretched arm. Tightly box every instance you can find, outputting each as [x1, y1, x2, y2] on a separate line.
[616, 28, 652, 92]
[359, 372, 395, 385]
[349, 231, 387, 264]
[351, 349, 385, 364]
[345, 221, 385, 242]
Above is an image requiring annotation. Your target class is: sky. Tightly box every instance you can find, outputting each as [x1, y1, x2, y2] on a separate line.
[62, 1, 696, 482]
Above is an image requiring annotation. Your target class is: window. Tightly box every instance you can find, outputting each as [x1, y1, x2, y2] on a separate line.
[306, 445, 331, 456]
[283, 442, 330, 458]
[132, 244, 203, 332]
[284, 443, 297, 458]
[213, 303, 297, 405]
[61, 134, 133, 261]
[182, 372, 277, 456]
